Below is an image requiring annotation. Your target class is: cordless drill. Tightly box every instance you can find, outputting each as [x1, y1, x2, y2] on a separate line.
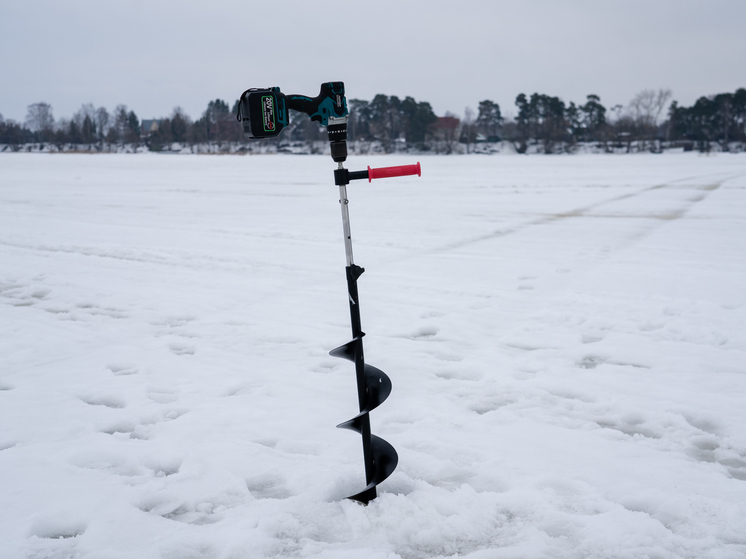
[236, 81, 349, 162]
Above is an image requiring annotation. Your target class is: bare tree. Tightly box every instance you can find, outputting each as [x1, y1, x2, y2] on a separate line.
[461, 107, 477, 153]
[628, 89, 671, 150]
[95, 107, 110, 144]
[25, 102, 55, 142]
[629, 89, 671, 127]
[610, 104, 624, 121]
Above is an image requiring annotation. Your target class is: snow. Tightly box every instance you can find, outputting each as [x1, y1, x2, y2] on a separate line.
[1, 152, 745, 559]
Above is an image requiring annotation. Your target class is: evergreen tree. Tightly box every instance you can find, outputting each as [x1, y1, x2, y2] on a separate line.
[81, 114, 96, 144]
[690, 96, 717, 150]
[513, 93, 530, 153]
[348, 99, 372, 141]
[581, 94, 606, 141]
[516, 93, 567, 153]
[402, 97, 437, 146]
[734, 88, 746, 142]
[127, 110, 140, 144]
[476, 100, 502, 142]
[565, 102, 582, 143]
[369, 94, 401, 152]
[112, 105, 130, 144]
[195, 99, 234, 143]
[68, 120, 82, 144]
[712, 92, 734, 149]
[0, 118, 33, 148]
[170, 108, 190, 143]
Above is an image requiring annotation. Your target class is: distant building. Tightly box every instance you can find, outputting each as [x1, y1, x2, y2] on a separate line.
[141, 119, 162, 137]
[436, 116, 460, 130]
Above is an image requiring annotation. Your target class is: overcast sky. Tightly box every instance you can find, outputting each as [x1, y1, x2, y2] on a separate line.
[1, 0, 745, 124]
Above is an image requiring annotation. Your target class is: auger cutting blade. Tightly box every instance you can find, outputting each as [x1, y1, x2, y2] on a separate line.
[348, 434, 399, 504]
[329, 337, 362, 362]
[336, 415, 363, 433]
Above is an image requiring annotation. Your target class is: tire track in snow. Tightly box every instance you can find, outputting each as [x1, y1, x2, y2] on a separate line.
[0, 238, 300, 275]
[427, 174, 736, 255]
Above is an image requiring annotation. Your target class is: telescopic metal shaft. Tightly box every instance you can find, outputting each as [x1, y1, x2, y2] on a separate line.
[338, 164, 355, 266]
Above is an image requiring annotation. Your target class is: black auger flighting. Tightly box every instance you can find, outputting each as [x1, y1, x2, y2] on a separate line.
[238, 81, 421, 504]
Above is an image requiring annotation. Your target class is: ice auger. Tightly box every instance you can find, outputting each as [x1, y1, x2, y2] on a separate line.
[237, 82, 421, 503]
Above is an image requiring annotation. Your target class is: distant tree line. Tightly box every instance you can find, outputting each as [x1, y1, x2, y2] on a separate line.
[667, 89, 746, 152]
[2, 87, 745, 153]
[0, 100, 242, 151]
[505, 88, 746, 153]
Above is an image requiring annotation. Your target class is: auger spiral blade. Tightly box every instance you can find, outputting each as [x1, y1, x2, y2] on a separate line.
[332, 363, 392, 422]
[330, 342, 391, 414]
[348, 435, 399, 505]
[361, 364, 392, 412]
[336, 365, 391, 426]
[330, 264, 398, 503]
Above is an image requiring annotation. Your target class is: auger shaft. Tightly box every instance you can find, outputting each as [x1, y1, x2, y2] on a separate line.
[332, 165, 399, 505]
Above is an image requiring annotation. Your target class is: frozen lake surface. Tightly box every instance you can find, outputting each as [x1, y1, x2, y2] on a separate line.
[1, 152, 746, 558]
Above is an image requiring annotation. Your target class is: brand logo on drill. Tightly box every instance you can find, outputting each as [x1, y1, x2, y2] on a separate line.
[261, 96, 275, 131]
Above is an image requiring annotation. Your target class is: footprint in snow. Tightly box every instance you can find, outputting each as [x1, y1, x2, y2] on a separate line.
[246, 474, 294, 499]
[581, 334, 604, 344]
[145, 459, 182, 478]
[405, 326, 439, 340]
[100, 421, 138, 437]
[28, 516, 86, 539]
[430, 351, 464, 362]
[107, 363, 138, 376]
[577, 355, 607, 369]
[684, 433, 746, 480]
[469, 397, 514, 415]
[596, 418, 662, 439]
[148, 387, 179, 404]
[434, 368, 482, 381]
[138, 488, 246, 526]
[79, 394, 126, 409]
[169, 342, 195, 355]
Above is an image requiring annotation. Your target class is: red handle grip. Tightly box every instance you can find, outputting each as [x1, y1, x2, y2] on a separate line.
[367, 162, 421, 182]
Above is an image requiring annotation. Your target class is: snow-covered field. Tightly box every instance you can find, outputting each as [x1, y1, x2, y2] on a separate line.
[1, 152, 745, 559]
